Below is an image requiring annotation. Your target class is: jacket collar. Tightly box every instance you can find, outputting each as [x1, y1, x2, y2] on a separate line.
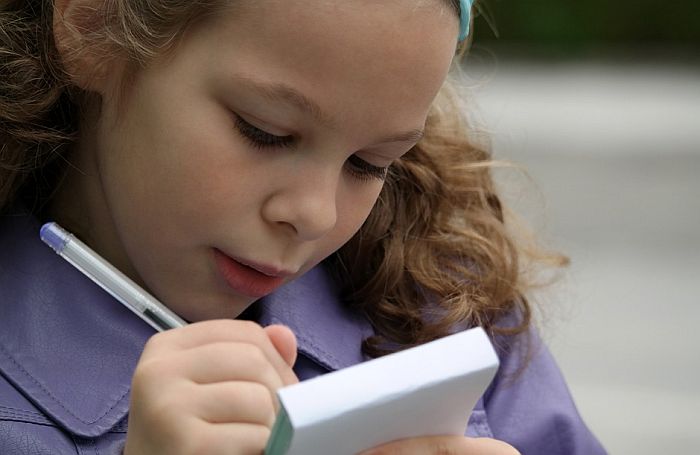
[257, 265, 374, 372]
[0, 211, 372, 438]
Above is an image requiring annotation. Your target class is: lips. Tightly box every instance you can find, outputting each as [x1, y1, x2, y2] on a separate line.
[213, 249, 289, 298]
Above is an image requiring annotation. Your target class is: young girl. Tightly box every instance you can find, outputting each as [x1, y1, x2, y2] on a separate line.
[0, 0, 606, 453]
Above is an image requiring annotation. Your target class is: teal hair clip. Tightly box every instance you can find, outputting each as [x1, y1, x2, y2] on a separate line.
[459, 0, 474, 41]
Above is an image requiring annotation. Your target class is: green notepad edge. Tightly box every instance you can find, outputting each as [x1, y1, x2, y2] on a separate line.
[264, 404, 293, 455]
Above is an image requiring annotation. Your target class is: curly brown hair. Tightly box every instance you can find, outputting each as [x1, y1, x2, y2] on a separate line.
[0, 0, 564, 357]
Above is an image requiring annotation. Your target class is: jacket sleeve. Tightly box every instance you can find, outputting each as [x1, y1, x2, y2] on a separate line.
[483, 328, 608, 455]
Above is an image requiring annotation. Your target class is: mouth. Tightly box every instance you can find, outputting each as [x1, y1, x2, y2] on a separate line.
[213, 249, 293, 298]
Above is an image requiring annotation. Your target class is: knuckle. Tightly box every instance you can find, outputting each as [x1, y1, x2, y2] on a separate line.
[143, 331, 168, 352]
[135, 353, 179, 382]
[131, 359, 163, 388]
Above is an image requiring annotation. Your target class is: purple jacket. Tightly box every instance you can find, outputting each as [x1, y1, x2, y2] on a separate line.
[0, 211, 607, 454]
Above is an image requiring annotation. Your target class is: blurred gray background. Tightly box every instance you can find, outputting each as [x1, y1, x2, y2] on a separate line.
[464, 2, 699, 453]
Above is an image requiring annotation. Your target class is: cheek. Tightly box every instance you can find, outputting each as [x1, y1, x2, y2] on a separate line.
[93, 111, 231, 282]
[107, 98, 236, 213]
[333, 180, 384, 245]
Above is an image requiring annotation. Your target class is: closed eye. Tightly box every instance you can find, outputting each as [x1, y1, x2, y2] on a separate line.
[234, 115, 295, 149]
[233, 113, 388, 182]
[346, 155, 388, 181]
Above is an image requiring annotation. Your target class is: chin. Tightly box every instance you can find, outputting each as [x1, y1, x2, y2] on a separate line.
[176, 292, 254, 322]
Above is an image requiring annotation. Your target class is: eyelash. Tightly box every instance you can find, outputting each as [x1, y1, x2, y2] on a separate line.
[234, 115, 295, 149]
[233, 115, 388, 181]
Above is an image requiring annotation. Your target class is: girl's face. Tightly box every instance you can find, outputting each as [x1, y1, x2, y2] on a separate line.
[62, 0, 458, 321]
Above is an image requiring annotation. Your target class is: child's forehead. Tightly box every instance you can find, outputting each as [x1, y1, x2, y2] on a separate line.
[184, 1, 458, 121]
[207, 0, 459, 38]
[196, 0, 459, 69]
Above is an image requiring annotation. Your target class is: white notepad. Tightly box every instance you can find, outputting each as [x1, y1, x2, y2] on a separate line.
[265, 326, 499, 455]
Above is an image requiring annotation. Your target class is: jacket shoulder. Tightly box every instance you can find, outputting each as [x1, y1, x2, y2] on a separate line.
[484, 327, 608, 455]
[0, 374, 127, 455]
[0, 376, 79, 454]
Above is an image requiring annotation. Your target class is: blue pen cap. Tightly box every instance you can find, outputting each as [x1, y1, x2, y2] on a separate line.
[40, 222, 69, 253]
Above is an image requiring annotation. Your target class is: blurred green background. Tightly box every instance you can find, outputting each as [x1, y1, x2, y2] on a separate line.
[472, 0, 700, 54]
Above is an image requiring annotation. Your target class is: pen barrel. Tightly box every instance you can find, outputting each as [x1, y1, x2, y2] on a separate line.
[42, 222, 186, 331]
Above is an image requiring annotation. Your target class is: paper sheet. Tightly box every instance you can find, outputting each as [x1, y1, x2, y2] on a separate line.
[265, 327, 499, 455]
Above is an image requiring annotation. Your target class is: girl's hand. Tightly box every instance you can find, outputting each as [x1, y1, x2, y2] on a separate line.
[360, 435, 521, 455]
[123, 320, 298, 455]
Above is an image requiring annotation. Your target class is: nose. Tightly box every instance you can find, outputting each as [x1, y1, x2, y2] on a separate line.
[262, 167, 339, 241]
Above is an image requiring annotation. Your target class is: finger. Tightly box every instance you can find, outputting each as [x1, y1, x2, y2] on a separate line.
[190, 381, 277, 427]
[186, 422, 271, 455]
[360, 436, 521, 455]
[144, 320, 297, 385]
[264, 325, 298, 372]
[148, 320, 271, 351]
[169, 341, 286, 392]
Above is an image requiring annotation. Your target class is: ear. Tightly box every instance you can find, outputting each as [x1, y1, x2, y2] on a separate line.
[53, 0, 118, 93]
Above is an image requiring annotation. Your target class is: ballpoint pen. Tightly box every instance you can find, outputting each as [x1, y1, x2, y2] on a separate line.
[40, 222, 187, 332]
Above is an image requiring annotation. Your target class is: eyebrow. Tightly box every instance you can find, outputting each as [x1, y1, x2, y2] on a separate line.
[232, 74, 425, 145]
[233, 74, 335, 128]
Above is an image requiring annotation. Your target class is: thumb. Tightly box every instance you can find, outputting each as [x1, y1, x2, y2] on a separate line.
[264, 324, 298, 369]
